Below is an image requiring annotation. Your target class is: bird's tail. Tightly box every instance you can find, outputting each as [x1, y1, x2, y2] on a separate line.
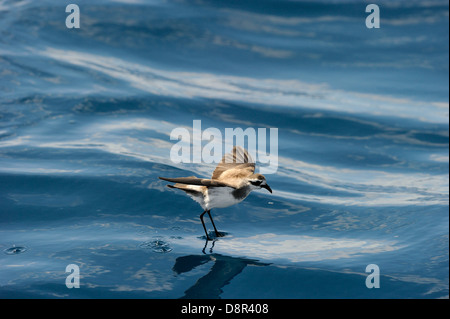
[158, 176, 199, 184]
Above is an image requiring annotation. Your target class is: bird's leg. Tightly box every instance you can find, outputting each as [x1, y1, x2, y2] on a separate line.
[200, 210, 211, 241]
[207, 210, 222, 237]
[202, 240, 208, 254]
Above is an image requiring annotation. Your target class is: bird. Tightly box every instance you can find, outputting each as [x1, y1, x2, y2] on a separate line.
[159, 146, 272, 240]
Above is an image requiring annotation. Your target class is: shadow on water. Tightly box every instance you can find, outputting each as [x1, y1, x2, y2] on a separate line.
[173, 249, 270, 299]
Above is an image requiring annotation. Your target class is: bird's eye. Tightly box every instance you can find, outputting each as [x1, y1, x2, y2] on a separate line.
[251, 180, 262, 186]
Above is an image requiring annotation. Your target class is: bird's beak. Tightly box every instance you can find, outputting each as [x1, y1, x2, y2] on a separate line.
[262, 184, 272, 193]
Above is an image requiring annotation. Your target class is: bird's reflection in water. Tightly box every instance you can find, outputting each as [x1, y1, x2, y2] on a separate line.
[202, 237, 216, 254]
[173, 239, 270, 299]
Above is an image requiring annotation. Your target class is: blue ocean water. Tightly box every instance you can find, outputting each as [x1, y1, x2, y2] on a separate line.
[0, 0, 448, 299]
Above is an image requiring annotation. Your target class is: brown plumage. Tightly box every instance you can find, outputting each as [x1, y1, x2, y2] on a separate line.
[159, 146, 272, 240]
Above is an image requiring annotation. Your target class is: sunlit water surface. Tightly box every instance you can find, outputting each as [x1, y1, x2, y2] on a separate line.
[0, 0, 448, 298]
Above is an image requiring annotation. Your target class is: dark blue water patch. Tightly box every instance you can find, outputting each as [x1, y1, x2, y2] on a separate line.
[0, 55, 56, 79]
[69, 96, 210, 117]
[411, 132, 449, 145]
[0, 130, 14, 141]
[257, 202, 449, 240]
[198, 99, 447, 143]
[3, 3, 212, 59]
[297, 146, 401, 168]
[0, 101, 50, 132]
[0, 170, 166, 223]
[0, 146, 169, 180]
[200, 0, 364, 18]
[213, 104, 387, 139]
[0, 146, 172, 176]
[2, 0, 447, 98]
[0, 146, 113, 162]
[220, 263, 447, 299]
[275, 178, 364, 199]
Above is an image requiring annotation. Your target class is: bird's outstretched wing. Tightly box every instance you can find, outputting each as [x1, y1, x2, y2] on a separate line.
[158, 176, 235, 188]
[211, 146, 255, 181]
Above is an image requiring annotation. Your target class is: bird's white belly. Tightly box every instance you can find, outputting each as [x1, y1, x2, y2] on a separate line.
[204, 187, 244, 210]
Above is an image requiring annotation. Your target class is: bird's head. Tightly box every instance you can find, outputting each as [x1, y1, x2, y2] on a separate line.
[247, 173, 272, 193]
